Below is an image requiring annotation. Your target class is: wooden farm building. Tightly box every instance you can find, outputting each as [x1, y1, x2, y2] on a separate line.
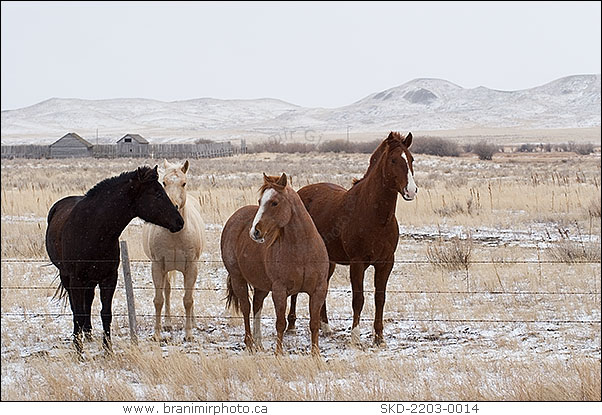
[49, 133, 93, 158]
[116, 133, 149, 156]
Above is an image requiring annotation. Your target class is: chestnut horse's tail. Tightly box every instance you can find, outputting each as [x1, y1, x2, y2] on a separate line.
[226, 273, 241, 314]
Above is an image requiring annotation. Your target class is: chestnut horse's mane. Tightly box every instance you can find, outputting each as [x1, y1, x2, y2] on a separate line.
[352, 132, 404, 186]
[259, 176, 286, 195]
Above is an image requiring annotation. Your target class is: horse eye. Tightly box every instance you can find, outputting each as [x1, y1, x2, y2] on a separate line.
[271, 201, 278, 207]
[162, 181, 166, 186]
[182, 183, 186, 187]
[392, 159, 397, 164]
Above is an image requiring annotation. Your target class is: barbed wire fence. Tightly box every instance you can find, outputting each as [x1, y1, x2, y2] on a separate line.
[2, 240, 601, 346]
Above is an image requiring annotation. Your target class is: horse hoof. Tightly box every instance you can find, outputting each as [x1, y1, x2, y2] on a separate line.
[374, 337, 387, 348]
[285, 327, 297, 334]
[320, 322, 333, 336]
[152, 333, 162, 342]
[184, 335, 194, 342]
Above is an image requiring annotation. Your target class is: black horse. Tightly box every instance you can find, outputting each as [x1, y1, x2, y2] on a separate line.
[45, 165, 184, 355]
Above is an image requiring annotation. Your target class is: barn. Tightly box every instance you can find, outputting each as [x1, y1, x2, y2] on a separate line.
[116, 133, 149, 157]
[49, 133, 93, 158]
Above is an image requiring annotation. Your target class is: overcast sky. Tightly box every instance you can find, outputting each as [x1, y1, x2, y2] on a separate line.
[1, 1, 600, 111]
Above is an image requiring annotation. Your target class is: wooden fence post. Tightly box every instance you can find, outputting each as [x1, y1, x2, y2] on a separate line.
[120, 240, 138, 344]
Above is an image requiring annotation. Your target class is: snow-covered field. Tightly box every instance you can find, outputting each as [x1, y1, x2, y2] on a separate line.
[1, 218, 600, 400]
[1, 152, 600, 400]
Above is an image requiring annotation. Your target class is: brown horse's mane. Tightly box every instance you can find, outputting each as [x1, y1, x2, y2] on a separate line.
[258, 175, 286, 195]
[352, 132, 404, 186]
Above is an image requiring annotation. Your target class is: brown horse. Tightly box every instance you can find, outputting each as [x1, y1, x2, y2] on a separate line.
[221, 173, 329, 355]
[287, 131, 417, 346]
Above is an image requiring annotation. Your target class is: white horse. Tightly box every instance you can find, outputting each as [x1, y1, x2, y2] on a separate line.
[143, 160, 205, 341]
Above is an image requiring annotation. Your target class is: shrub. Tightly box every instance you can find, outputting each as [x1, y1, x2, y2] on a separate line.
[318, 139, 352, 153]
[572, 143, 594, 155]
[548, 240, 601, 263]
[472, 141, 499, 160]
[249, 139, 316, 153]
[426, 234, 473, 270]
[411, 136, 461, 157]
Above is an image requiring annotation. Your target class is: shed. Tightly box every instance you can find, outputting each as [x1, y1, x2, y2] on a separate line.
[116, 134, 149, 156]
[49, 133, 93, 158]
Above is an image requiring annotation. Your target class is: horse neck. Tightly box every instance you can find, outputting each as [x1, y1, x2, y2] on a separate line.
[280, 190, 319, 243]
[86, 185, 137, 239]
[351, 158, 398, 226]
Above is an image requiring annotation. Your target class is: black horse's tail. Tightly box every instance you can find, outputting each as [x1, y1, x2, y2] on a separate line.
[51, 272, 68, 308]
[225, 273, 245, 314]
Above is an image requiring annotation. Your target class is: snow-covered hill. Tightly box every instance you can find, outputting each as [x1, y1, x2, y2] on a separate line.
[1, 75, 599, 144]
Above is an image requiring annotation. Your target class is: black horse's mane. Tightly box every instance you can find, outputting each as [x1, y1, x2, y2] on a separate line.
[85, 166, 154, 198]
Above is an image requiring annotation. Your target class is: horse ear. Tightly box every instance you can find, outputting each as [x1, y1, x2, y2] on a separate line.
[181, 160, 189, 174]
[385, 131, 401, 150]
[137, 166, 157, 183]
[163, 159, 169, 170]
[386, 131, 397, 145]
[276, 173, 287, 187]
[263, 173, 272, 184]
[403, 132, 413, 149]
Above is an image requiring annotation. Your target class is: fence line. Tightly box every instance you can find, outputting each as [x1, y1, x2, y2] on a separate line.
[1, 312, 598, 325]
[1, 285, 600, 296]
[2, 258, 601, 265]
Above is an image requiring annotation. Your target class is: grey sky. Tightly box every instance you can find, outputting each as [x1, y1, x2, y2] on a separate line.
[1, 1, 600, 111]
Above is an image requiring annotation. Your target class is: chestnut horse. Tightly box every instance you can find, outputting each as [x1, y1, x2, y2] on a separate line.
[221, 173, 329, 355]
[143, 160, 205, 342]
[46, 166, 184, 355]
[288, 131, 417, 346]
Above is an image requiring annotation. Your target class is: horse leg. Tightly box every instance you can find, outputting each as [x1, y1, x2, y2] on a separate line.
[151, 262, 166, 341]
[163, 270, 173, 331]
[99, 276, 117, 354]
[83, 286, 95, 340]
[252, 289, 269, 350]
[309, 277, 328, 356]
[271, 283, 287, 356]
[68, 285, 86, 355]
[286, 294, 298, 333]
[319, 262, 336, 335]
[183, 266, 198, 342]
[373, 257, 394, 346]
[230, 275, 254, 352]
[350, 262, 368, 346]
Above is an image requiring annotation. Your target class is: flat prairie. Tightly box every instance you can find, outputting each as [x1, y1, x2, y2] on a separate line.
[1, 148, 600, 401]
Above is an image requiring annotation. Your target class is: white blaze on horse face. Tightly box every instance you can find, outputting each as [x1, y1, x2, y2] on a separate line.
[250, 188, 276, 242]
[401, 151, 418, 200]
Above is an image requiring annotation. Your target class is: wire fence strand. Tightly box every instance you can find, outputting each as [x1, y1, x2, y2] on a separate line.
[1, 312, 599, 325]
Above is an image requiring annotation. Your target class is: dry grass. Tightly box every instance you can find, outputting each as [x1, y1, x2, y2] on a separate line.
[426, 234, 473, 270]
[1, 347, 599, 401]
[1, 150, 601, 401]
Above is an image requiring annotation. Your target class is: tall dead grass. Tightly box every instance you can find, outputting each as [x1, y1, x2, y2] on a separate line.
[2, 348, 599, 401]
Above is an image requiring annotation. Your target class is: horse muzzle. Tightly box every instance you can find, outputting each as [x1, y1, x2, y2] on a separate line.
[169, 216, 185, 233]
[401, 186, 418, 201]
[249, 227, 265, 244]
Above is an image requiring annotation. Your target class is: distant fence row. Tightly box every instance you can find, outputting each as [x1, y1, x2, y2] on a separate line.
[1, 142, 243, 159]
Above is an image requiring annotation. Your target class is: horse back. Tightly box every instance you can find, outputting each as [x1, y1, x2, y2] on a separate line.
[46, 196, 83, 268]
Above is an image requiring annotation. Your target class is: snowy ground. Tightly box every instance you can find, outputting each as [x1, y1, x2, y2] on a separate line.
[2, 220, 600, 371]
